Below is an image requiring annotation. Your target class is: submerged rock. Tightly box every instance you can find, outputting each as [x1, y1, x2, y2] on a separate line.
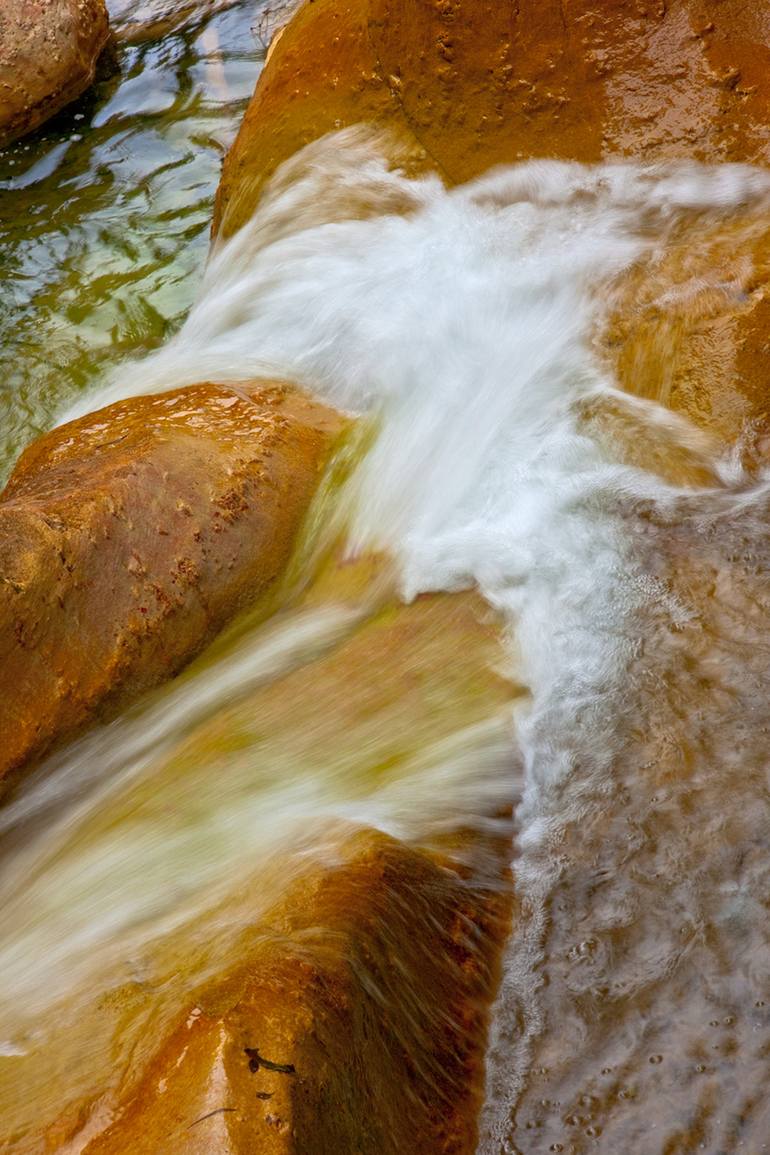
[0, 382, 342, 792]
[69, 828, 509, 1155]
[0, 0, 110, 147]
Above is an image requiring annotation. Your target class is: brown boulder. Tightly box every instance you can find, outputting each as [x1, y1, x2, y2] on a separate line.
[75, 828, 510, 1155]
[0, 382, 342, 792]
[214, 0, 770, 238]
[0, 0, 109, 148]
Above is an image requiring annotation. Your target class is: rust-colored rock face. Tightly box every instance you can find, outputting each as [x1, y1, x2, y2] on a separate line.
[214, 0, 770, 238]
[0, 383, 341, 791]
[213, 0, 770, 443]
[0, 581, 517, 1152]
[0, 0, 110, 147]
[75, 829, 508, 1155]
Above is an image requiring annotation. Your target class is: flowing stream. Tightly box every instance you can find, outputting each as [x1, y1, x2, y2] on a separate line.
[2, 12, 770, 1155]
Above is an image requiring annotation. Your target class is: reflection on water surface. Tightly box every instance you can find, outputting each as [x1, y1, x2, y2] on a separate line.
[0, 0, 267, 481]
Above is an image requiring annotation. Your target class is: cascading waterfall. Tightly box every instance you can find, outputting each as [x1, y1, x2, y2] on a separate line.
[5, 129, 770, 1150]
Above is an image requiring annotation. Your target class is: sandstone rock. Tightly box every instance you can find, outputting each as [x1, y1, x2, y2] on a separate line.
[214, 0, 770, 238]
[0, 382, 342, 792]
[73, 828, 510, 1155]
[0, 0, 110, 148]
[213, 0, 770, 440]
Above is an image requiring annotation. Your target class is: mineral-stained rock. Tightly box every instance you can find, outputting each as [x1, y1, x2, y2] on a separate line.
[71, 827, 510, 1155]
[0, 0, 110, 148]
[0, 382, 342, 791]
[214, 0, 770, 239]
[213, 0, 770, 441]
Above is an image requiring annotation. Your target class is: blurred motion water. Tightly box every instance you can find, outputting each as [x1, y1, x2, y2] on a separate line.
[55, 132, 770, 1152]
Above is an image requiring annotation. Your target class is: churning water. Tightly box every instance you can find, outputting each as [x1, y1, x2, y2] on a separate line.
[6, 127, 770, 1151]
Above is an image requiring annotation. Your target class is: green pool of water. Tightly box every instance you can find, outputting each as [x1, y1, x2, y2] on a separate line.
[0, 0, 269, 483]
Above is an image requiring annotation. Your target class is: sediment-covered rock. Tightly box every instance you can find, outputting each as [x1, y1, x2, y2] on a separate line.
[213, 0, 770, 442]
[0, 382, 342, 791]
[73, 828, 509, 1155]
[214, 0, 770, 238]
[0, 0, 110, 148]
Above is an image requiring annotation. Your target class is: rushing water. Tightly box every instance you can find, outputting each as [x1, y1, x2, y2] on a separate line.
[2, 23, 770, 1155]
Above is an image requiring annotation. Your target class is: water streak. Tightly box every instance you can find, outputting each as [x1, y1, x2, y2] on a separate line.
[85, 130, 770, 1152]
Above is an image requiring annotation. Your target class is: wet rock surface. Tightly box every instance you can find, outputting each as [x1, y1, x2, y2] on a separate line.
[214, 0, 770, 237]
[0, 0, 110, 147]
[73, 829, 509, 1155]
[0, 382, 341, 791]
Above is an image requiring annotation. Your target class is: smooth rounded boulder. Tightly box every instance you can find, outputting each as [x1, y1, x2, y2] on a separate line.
[0, 0, 109, 147]
[0, 382, 342, 792]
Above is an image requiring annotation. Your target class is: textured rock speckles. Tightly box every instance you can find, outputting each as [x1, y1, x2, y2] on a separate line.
[0, 0, 109, 147]
[0, 382, 343, 790]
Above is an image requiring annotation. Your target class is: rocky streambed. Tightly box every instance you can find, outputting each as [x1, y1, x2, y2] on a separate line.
[2, 2, 770, 1153]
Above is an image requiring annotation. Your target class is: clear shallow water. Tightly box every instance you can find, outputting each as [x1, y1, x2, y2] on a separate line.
[0, 0, 269, 482]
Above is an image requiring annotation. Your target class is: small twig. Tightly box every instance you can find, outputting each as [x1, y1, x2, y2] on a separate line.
[188, 1107, 237, 1129]
[245, 1046, 296, 1075]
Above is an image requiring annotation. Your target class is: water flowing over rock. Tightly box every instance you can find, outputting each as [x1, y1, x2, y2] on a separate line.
[3, 0, 770, 1152]
[0, 579, 518, 1151]
[0, 0, 109, 147]
[70, 829, 509, 1155]
[214, 0, 770, 238]
[0, 382, 341, 792]
[213, 0, 770, 439]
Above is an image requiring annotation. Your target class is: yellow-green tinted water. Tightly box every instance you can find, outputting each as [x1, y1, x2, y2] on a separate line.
[0, 0, 268, 483]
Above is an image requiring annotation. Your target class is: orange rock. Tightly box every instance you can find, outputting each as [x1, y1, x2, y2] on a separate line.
[0, 382, 342, 792]
[214, 0, 770, 442]
[213, 0, 419, 238]
[214, 0, 770, 238]
[76, 828, 511, 1155]
[0, 0, 109, 147]
[0, 580, 518, 1150]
